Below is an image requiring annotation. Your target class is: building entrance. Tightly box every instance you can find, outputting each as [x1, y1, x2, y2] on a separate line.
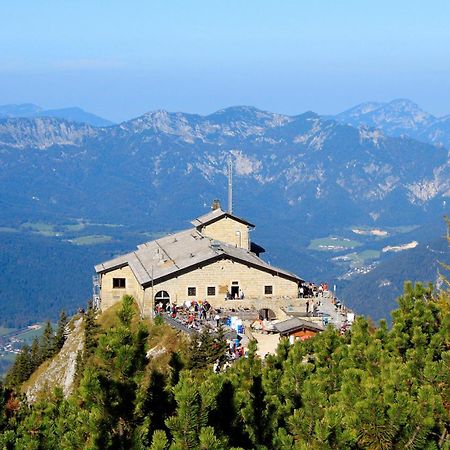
[230, 282, 240, 299]
[154, 290, 170, 307]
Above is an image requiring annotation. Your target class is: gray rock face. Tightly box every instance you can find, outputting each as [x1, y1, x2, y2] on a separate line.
[0, 117, 97, 149]
[25, 317, 84, 402]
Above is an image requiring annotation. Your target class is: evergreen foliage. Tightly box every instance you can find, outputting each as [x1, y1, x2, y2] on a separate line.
[0, 287, 448, 449]
[187, 326, 228, 370]
[5, 311, 68, 388]
[54, 310, 68, 351]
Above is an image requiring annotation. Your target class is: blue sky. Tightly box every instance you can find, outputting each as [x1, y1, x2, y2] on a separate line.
[1, 0, 449, 121]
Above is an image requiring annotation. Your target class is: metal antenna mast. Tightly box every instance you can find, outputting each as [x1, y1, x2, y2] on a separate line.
[227, 154, 233, 214]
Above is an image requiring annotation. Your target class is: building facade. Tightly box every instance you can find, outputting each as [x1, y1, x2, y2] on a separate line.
[95, 203, 303, 316]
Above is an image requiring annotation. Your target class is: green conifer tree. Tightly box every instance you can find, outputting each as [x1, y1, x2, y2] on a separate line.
[166, 371, 207, 449]
[168, 351, 184, 387]
[30, 336, 42, 371]
[5, 344, 33, 386]
[150, 430, 169, 450]
[40, 321, 55, 360]
[54, 310, 68, 352]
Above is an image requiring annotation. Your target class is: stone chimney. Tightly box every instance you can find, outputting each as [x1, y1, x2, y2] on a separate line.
[211, 199, 221, 211]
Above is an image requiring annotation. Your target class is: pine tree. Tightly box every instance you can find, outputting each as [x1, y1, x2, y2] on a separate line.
[168, 351, 184, 387]
[134, 369, 173, 446]
[198, 426, 227, 450]
[54, 310, 68, 352]
[211, 325, 227, 364]
[117, 294, 134, 326]
[30, 336, 42, 370]
[150, 430, 169, 450]
[82, 299, 100, 366]
[187, 326, 227, 370]
[240, 373, 271, 448]
[40, 321, 55, 360]
[166, 371, 207, 449]
[5, 344, 33, 386]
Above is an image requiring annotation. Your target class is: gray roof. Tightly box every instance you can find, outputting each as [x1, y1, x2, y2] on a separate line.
[274, 317, 324, 335]
[191, 208, 255, 228]
[95, 227, 302, 286]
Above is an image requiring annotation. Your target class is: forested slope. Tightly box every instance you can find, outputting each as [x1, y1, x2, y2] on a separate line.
[0, 284, 448, 449]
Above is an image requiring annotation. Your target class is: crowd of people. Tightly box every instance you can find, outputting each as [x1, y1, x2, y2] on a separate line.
[154, 280, 353, 362]
[155, 299, 248, 370]
[299, 282, 331, 298]
[225, 289, 245, 300]
[154, 299, 248, 336]
[155, 300, 219, 331]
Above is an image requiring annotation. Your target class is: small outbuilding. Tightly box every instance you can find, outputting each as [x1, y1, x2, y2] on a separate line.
[274, 317, 324, 344]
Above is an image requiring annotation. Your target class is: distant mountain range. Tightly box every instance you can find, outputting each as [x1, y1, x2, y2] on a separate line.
[331, 98, 450, 149]
[2, 99, 449, 147]
[0, 101, 448, 326]
[0, 103, 114, 127]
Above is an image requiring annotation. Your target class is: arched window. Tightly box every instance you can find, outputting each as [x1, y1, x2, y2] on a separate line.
[154, 290, 170, 306]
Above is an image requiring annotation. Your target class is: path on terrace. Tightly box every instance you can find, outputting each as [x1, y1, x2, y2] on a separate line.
[317, 291, 349, 328]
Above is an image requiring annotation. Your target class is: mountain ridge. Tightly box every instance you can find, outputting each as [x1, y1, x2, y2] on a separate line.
[0, 103, 448, 324]
[0, 103, 114, 127]
[332, 98, 450, 148]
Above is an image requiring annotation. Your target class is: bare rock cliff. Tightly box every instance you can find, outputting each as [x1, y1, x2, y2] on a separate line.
[24, 316, 84, 402]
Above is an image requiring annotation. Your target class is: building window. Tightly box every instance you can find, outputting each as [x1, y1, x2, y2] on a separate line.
[264, 285, 273, 295]
[113, 278, 126, 289]
[187, 287, 196, 296]
[235, 230, 242, 247]
[207, 286, 216, 296]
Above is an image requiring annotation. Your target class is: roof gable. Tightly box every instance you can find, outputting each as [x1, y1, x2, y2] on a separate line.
[191, 208, 255, 228]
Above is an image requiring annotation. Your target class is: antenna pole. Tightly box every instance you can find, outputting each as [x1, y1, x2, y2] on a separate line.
[228, 154, 233, 214]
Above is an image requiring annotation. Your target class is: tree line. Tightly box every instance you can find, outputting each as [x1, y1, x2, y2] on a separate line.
[5, 311, 68, 387]
[0, 284, 448, 449]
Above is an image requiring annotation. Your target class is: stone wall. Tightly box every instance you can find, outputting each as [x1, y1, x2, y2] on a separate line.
[100, 258, 299, 317]
[201, 217, 250, 250]
[100, 265, 144, 311]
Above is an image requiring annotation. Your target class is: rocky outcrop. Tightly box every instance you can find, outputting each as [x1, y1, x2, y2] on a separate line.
[25, 316, 84, 402]
[0, 117, 97, 149]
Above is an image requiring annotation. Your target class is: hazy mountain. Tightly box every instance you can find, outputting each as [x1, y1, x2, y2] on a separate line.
[333, 99, 450, 149]
[0, 103, 43, 117]
[335, 99, 435, 133]
[0, 103, 114, 127]
[0, 106, 448, 325]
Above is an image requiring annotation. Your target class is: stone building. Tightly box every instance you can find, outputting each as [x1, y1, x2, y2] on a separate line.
[94, 202, 303, 316]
